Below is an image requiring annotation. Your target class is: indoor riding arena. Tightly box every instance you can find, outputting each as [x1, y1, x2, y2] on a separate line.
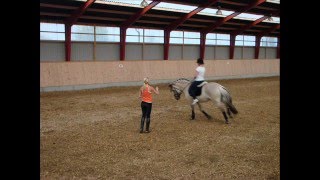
[40, 0, 280, 179]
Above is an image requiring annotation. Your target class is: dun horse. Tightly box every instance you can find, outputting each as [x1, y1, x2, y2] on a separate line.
[169, 78, 238, 124]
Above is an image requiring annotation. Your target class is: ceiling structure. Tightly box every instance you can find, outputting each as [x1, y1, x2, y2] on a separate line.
[40, 0, 280, 37]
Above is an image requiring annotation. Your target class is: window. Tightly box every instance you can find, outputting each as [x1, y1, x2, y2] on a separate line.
[243, 35, 255, 46]
[206, 33, 216, 45]
[170, 31, 183, 44]
[216, 34, 230, 46]
[96, 26, 120, 42]
[184, 32, 200, 45]
[71, 25, 94, 42]
[205, 33, 230, 46]
[235, 35, 256, 46]
[41, 23, 259, 47]
[40, 23, 65, 41]
[40, 23, 122, 42]
[127, 28, 144, 43]
[144, 29, 163, 43]
[235, 35, 244, 46]
[126, 28, 164, 43]
[261, 36, 278, 47]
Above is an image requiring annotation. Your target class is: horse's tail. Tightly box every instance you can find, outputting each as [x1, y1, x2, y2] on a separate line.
[219, 86, 238, 114]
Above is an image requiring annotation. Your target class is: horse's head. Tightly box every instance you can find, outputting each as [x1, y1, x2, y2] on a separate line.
[169, 83, 182, 100]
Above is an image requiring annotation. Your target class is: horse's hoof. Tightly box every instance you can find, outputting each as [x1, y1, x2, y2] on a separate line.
[225, 121, 229, 124]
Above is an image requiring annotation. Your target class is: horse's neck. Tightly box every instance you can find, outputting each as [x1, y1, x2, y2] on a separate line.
[182, 84, 190, 94]
[175, 81, 190, 92]
[172, 79, 191, 93]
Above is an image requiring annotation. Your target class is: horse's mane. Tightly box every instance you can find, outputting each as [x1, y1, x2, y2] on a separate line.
[170, 78, 191, 91]
[173, 78, 191, 84]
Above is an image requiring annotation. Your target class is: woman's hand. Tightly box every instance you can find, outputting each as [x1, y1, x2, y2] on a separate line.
[154, 86, 159, 94]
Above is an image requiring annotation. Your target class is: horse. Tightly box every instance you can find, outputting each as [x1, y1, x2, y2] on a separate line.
[168, 78, 238, 124]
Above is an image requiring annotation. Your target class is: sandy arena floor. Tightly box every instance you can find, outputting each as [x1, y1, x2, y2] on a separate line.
[40, 76, 279, 179]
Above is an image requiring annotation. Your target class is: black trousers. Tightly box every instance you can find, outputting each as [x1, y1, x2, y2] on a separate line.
[141, 101, 152, 118]
[188, 80, 204, 99]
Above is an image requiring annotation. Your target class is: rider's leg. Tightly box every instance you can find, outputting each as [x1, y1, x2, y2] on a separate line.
[189, 82, 199, 105]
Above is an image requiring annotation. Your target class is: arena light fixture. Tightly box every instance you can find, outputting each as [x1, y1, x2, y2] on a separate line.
[216, 0, 223, 15]
[267, 14, 273, 21]
[140, 0, 148, 7]
[216, 6, 223, 15]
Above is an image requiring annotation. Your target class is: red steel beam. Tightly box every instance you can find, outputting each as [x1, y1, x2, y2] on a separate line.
[255, 36, 261, 59]
[65, 0, 95, 25]
[120, 0, 161, 29]
[120, 27, 126, 61]
[229, 34, 236, 59]
[40, 3, 76, 10]
[277, 37, 280, 59]
[163, 30, 170, 60]
[65, 24, 72, 61]
[231, 10, 280, 35]
[200, 32, 206, 59]
[202, 0, 266, 34]
[165, 0, 219, 31]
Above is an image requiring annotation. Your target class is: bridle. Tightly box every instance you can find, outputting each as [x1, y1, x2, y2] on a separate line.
[170, 78, 191, 99]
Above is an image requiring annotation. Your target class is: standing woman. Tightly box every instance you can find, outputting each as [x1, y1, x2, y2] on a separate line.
[139, 77, 159, 133]
[188, 58, 206, 105]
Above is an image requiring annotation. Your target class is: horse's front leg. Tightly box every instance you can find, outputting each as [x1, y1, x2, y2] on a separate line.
[197, 103, 212, 120]
[191, 105, 195, 120]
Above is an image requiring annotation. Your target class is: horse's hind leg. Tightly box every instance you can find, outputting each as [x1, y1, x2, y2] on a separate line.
[217, 102, 229, 124]
[191, 105, 195, 120]
[222, 111, 229, 124]
[197, 103, 212, 120]
[227, 108, 233, 118]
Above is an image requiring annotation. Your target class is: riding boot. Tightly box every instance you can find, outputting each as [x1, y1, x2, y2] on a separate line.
[192, 98, 199, 105]
[140, 117, 145, 133]
[146, 118, 150, 133]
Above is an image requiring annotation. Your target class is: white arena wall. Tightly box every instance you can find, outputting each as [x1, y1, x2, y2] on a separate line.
[40, 59, 279, 92]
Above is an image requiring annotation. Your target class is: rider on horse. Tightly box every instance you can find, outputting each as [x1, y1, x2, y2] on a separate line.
[188, 58, 206, 105]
